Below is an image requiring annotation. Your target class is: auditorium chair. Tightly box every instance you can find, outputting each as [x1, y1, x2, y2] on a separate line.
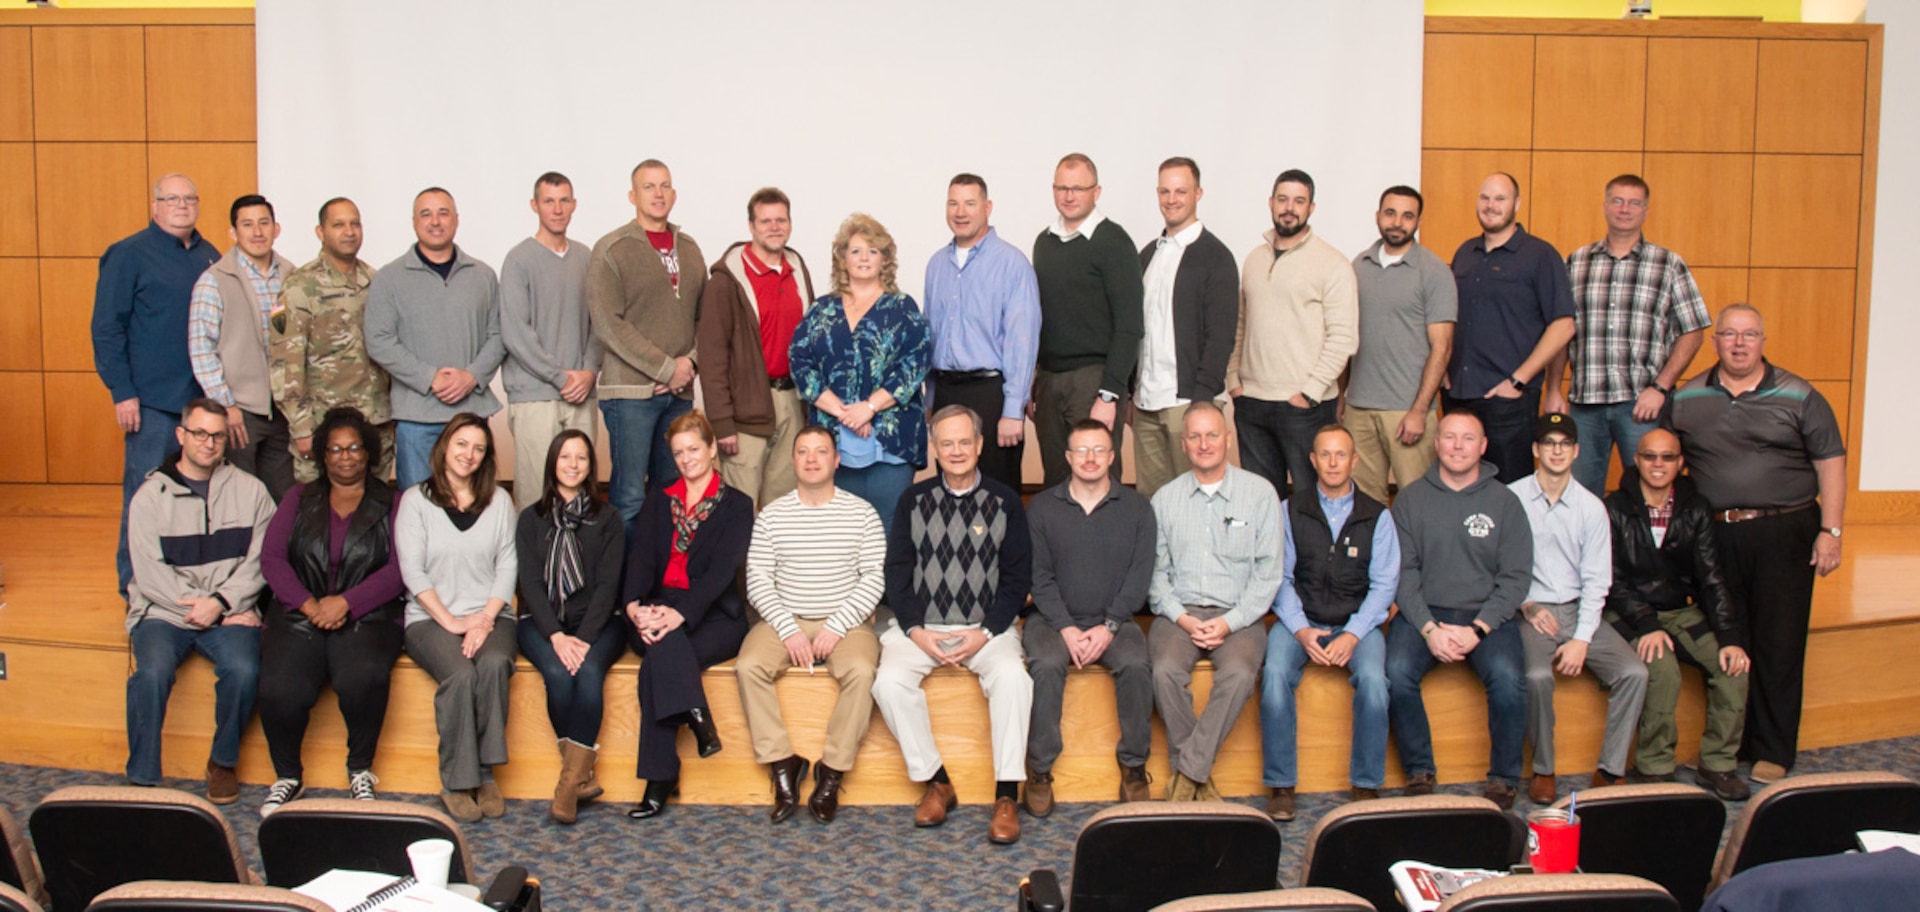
[1299, 795, 1522, 912]
[1435, 873, 1679, 911]
[1709, 770, 1920, 890]
[27, 787, 253, 912]
[1149, 887, 1375, 911]
[1018, 802, 1283, 912]
[84, 881, 331, 912]
[0, 806, 47, 911]
[0, 883, 43, 912]
[1549, 783, 1724, 911]
[257, 798, 541, 910]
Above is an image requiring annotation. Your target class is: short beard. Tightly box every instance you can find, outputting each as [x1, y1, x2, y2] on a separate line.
[1272, 218, 1308, 239]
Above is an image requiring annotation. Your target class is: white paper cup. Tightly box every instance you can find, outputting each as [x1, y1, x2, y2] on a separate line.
[407, 838, 455, 891]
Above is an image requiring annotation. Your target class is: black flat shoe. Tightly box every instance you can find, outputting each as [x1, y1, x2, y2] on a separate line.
[687, 707, 723, 758]
[626, 779, 677, 819]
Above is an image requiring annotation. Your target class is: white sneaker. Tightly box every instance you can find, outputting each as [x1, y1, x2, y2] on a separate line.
[349, 769, 379, 801]
[261, 778, 304, 818]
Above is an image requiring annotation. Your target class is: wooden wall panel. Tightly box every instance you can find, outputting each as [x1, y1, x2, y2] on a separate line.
[1750, 155, 1862, 269]
[30, 25, 145, 142]
[1417, 149, 1533, 264]
[1645, 38, 1757, 153]
[145, 26, 255, 142]
[33, 142, 148, 258]
[1527, 151, 1643, 257]
[1756, 39, 1867, 155]
[43, 371, 120, 484]
[1533, 36, 1646, 151]
[38, 258, 98, 373]
[0, 28, 31, 141]
[0, 143, 35, 256]
[1641, 153, 1754, 268]
[148, 142, 257, 246]
[1747, 268, 1855, 382]
[1423, 33, 1534, 149]
[0, 259, 42, 372]
[0, 372, 48, 483]
[1685, 268, 1748, 377]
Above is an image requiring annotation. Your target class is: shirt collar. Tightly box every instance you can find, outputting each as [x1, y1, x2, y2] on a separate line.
[1159, 220, 1204, 249]
[1317, 485, 1355, 512]
[947, 227, 999, 262]
[1050, 209, 1106, 241]
[942, 470, 982, 497]
[1473, 222, 1531, 254]
[1265, 226, 1315, 255]
[146, 220, 205, 250]
[1050, 478, 1121, 506]
[1705, 359, 1779, 394]
[1590, 236, 1646, 261]
[742, 246, 790, 277]
[1361, 238, 1412, 266]
[235, 249, 280, 280]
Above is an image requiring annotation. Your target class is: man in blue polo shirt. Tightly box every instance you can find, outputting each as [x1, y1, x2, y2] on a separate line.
[93, 172, 223, 596]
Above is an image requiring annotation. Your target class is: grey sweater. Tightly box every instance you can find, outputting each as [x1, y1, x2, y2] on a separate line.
[365, 245, 505, 422]
[395, 484, 519, 626]
[1392, 459, 1534, 632]
[499, 237, 601, 402]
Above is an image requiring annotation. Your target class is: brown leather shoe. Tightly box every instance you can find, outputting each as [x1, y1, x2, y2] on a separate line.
[441, 789, 481, 823]
[1591, 768, 1626, 788]
[1529, 773, 1557, 805]
[768, 755, 810, 824]
[913, 781, 957, 827]
[988, 796, 1021, 845]
[1023, 772, 1054, 817]
[206, 761, 239, 805]
[1697, 767, 1752, 801]
[476, 781, 506, 818]
[1119, 763, 1152, 802]
[1265, 787, 1296, 821]
[1403, 771, 1436, 796]
[808, 763, 846, 823]
[1485, 779, 1518, 810]
[1166, 772, 1198, 801]
[1350, 787, 1380, 802]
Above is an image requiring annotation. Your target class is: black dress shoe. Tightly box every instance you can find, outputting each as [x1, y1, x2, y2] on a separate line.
[809, 763, 846, 824]
[687, 708, 723, 758]
[627, 779, 677, 819]
[768, 756, 810, 824]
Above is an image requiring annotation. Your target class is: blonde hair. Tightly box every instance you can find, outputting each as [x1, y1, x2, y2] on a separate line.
[829, 213, 899, 296]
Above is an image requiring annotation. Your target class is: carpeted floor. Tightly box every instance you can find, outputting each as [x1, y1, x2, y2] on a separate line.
[7, 735, 1920, 911]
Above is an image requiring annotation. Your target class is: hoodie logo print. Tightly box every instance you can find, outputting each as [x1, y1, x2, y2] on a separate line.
[1464, 513, 1496, 538]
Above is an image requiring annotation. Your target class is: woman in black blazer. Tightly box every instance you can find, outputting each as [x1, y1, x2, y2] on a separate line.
[623, 410, 752, 819]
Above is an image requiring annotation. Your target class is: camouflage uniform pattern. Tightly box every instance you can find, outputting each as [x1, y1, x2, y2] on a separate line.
[271, 257, 395, 482]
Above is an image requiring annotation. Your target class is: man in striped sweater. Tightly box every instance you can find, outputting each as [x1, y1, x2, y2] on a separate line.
[735, 426, 887, 825]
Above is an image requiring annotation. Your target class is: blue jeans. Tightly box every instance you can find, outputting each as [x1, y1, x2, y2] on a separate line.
[393, 420, 445, 492]
[126, 620, 261, 784]
[117, 406, 181, 595]
[1385, 608, 1526, 784]
[1233, 396, 1334, 498]
[601, 396, 692, 526]
[517, 620, 627, 746]
[1441, 389, 1542, 486]
[1570, 401, 1654, 496]
[836, 462, 916, 537]
[1262, 625, 1389, 788]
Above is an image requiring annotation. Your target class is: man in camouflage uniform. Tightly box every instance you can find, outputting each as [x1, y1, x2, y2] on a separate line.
[271, 197, 394, 482]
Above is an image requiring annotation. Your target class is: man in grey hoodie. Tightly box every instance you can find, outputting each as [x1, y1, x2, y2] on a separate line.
[1384, 410, 1533, 808]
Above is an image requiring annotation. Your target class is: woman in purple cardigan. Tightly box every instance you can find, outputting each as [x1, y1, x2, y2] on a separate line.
[256, 406, 406, 816]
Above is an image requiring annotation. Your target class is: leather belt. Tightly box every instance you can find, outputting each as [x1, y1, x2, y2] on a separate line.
[1713, 501, 1815, 524]
[935, 369, 1002, 383]
[769, 376, 796, 391]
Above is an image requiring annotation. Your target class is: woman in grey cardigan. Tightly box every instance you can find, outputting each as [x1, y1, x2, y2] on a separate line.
[397, 412, 519, 822]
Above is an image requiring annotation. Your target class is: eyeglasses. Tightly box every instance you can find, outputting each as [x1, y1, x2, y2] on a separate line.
[1607, 196, 1647, 209]
[1637, 451, 1681, 463]
[1538, 439, 1575, 452]
[326, 443, 366, 456]
[1067, 446, 1112, 457]
[181, 427, 226, 446]
[1052, 185, 1095, 195]
[154, 194, 200, 207]
[1714, 330, 1764, 343]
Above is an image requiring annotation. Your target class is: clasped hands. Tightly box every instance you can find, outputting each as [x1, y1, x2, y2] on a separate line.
[298, 595, 353, 630]
[1294, 627, 1359, 667]
[782, 627, 846, 668]
[434, 610, 495, 658]
[908, 626, 988, 667]
[626, 602, 686, 645]
[180, 596, 260, 630]
[1178, 614, 1231, 651]
[1424, 621, 1484, 663]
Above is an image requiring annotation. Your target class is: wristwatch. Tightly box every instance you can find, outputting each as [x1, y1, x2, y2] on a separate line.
[1103, 619, 1122, 635]
[1824, 526, 1843, 539]
[1507, 374, 1527, 392]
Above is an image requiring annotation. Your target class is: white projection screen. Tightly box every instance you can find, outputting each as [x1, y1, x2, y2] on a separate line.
[257, 0, 1425, 479]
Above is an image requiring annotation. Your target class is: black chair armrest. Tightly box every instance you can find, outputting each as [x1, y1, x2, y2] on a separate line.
[483, 866, 538, 911]
[1020, 869, 1063, 912]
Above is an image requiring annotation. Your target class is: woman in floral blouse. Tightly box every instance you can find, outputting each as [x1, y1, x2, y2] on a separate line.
[788, 213, 931, 534]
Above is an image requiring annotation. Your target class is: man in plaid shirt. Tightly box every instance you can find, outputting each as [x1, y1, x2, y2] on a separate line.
[1545, 174, 1710, 495]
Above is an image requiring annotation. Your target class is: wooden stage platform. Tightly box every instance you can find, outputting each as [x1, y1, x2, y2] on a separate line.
[2, 484, 1916, 806]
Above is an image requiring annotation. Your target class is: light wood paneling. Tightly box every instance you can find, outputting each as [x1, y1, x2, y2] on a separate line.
[1532, 36, 1646, 151]
[0, 372, 47, 483]
[0, 143, 34, 256]
[1747, 268, 1855, 381]
[1527, 151, 1643, 257]
[1416, 149, 1533, 263]
[145, 26, 254, 142]
[1423, 33, 1534, 149]
[43, 371, 120, 484]
[33, 142, 148, 258]
[39, 258, 97, 373]
[1750, 154, 1862, 269]
[1641, 153, 1754, 268]
[0, 258, 41, 372]
[30, 25, 145, 142]
[1756, 39, 1868, 154]
[147, 142, 256, 245]
[1645, 38, 1758, 153]
[0, 28, 30, 141]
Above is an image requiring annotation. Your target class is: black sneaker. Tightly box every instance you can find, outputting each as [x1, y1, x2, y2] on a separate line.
[261, 778, 304, 818]
[348, 769, 379, 801]
[1696, 767, 1751, 802]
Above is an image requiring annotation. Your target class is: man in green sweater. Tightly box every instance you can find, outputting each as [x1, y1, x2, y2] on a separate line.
[1032, 153, 1144, 488]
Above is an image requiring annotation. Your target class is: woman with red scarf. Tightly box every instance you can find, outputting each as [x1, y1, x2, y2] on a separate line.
[622, 410, 752, 819]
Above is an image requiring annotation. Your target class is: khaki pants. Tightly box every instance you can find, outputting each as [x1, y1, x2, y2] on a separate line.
[718, 387, 804, 509]
[294, 422, 396, 484]
[1615, 605, 1749, 775]
[508, 398, 599, 511]
[734, 616, 879, 771]
[1345, 406, 1437, 503]
[1132, 402, 1194, 500]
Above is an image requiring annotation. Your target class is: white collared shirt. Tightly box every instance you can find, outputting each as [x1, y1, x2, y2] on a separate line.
[1136, 220, 1205, 410]
[1049, 209, 1107, 241]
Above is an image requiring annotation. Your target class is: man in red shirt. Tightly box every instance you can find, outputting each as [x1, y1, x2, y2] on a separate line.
[696, 188, 818, 508]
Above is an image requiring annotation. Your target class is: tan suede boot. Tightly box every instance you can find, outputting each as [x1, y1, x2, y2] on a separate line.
[552, 740, 593, 824]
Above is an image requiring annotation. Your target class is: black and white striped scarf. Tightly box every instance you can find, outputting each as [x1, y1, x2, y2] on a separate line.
[545, 493, 590, 615]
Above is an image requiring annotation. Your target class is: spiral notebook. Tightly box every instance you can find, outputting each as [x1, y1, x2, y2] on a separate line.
[295, 869, 491, 912]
